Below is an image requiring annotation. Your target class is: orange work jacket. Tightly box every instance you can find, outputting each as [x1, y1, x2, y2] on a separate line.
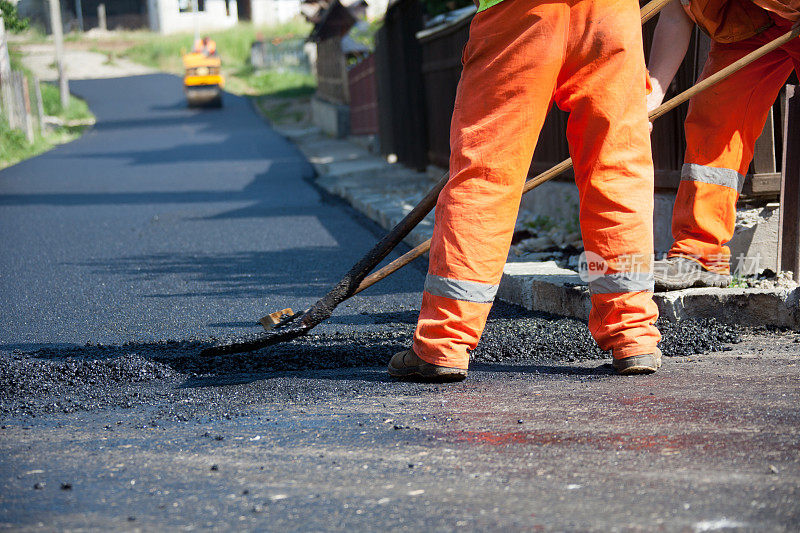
[681, 0, 799, 42]
[193, 38, 217, 56]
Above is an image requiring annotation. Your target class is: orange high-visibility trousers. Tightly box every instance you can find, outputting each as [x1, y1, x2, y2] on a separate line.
[412, 0, 661, 369]
[670, 13, 800, 273]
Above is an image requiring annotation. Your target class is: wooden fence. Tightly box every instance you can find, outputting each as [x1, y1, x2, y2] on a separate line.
[316, 37, 349, 105]
[412, 2, 787, 198]
[348, 54, 379, 135]
[1, 70, 45, 143]
[374, 0, 428, 171]
[779, 85, 800, 281]
[417, 11, 471, 169]
[1, 16, 44, 142]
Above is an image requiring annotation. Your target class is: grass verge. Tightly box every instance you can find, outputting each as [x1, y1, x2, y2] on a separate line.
[1, 50, 95, 169]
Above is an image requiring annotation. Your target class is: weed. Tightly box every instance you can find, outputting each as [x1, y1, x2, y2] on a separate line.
[523, 215, 556, 232]
[728, 277, 750, 289]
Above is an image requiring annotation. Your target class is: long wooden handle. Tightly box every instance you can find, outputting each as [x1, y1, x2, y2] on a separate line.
[353, 25, 799, 296]
[650, 26, 800, 121]
[640, 0, 673, 24]
[296, 172, 448, 328]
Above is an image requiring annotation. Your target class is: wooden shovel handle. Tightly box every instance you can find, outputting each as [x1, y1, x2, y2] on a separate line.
[650, 26, 800, 121]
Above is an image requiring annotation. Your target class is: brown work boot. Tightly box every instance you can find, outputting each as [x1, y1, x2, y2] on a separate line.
[387, 349, 467, 382]
[654, 256, 731, 291]
[612, 348, 662, 375]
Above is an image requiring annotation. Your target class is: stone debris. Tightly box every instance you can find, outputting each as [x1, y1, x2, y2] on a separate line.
[734, 206, 768, 232]
[732, 270, 798, 290]
[511, 212, 584, 268]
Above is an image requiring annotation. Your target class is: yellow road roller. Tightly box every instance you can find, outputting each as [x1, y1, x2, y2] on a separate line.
[183, 52, 224, 107]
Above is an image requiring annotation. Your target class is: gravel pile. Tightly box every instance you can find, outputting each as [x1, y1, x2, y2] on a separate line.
[0, 352, 178, 398]
[1, 303, 741, 411]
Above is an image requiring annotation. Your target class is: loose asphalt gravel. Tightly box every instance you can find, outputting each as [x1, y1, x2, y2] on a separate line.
[0, 75, 797, 531]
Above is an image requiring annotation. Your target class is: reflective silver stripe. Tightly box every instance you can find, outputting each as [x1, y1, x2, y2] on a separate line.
[682, 163, 745, 192]
[589, 272, 654, 294]
[424, 274, 498, 303]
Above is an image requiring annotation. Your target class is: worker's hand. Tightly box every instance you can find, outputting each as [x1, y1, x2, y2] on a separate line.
[646, 0, 693, 134]
[646, 80, 666, 134]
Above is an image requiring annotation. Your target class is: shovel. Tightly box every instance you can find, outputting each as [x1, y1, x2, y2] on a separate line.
[201, 8, 798, 357]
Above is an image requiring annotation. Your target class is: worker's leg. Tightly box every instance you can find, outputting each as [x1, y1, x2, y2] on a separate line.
[670, 21, 795, 273]
[411, 0, 567, 369]
[554, 0, 660, 359]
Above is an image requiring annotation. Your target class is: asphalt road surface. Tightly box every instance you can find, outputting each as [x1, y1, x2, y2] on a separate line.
[1, 75, 798, 531]
[0, 74, 425, 346]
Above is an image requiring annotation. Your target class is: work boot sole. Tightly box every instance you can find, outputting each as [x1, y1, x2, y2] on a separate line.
[613, 350, 662, 375]
[654, 269, 732, 291]
[387, 349, 467, 382]
[387, 365, 468, 382]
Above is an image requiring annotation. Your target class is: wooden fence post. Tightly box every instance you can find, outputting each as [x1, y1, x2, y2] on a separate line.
[778, 85, 800, 281]
[33, 76, 45, 136]
[0, 16, 18, 129]
[13, 71, 25, 133]
[98, 4, 107, 31]
[22, 76, 35, 142]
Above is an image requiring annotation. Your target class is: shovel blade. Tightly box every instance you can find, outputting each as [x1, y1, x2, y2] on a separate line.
[200, 323, 311, 357]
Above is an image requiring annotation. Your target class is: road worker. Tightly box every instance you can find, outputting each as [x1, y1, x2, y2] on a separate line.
[647, 0, 800, 290]
[193, 36, 217, 56]
[388, 0, 662, 380]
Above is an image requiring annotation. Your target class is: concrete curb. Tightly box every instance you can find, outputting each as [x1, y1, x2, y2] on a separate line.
[281, 128, 800, 330]
[500, 261, 800, 329]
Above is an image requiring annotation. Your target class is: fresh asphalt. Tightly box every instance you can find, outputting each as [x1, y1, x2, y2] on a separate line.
[1, 75, 798, 531]
[0, 73, 425, 347]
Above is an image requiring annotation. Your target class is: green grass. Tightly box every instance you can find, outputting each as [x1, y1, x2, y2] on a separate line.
[123, 35, 186, 73]
[255, 96, 310, 125]
[233, 67, 315, 97]
[0, 115, 85, 169]
[1, 47, 94, 169]
[523, 215, 557, 233]
[0, 118, 44, 165]
[40, 82, 92, 121]
[728, 277, 750, 289]
[122, 19, 312, 79]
